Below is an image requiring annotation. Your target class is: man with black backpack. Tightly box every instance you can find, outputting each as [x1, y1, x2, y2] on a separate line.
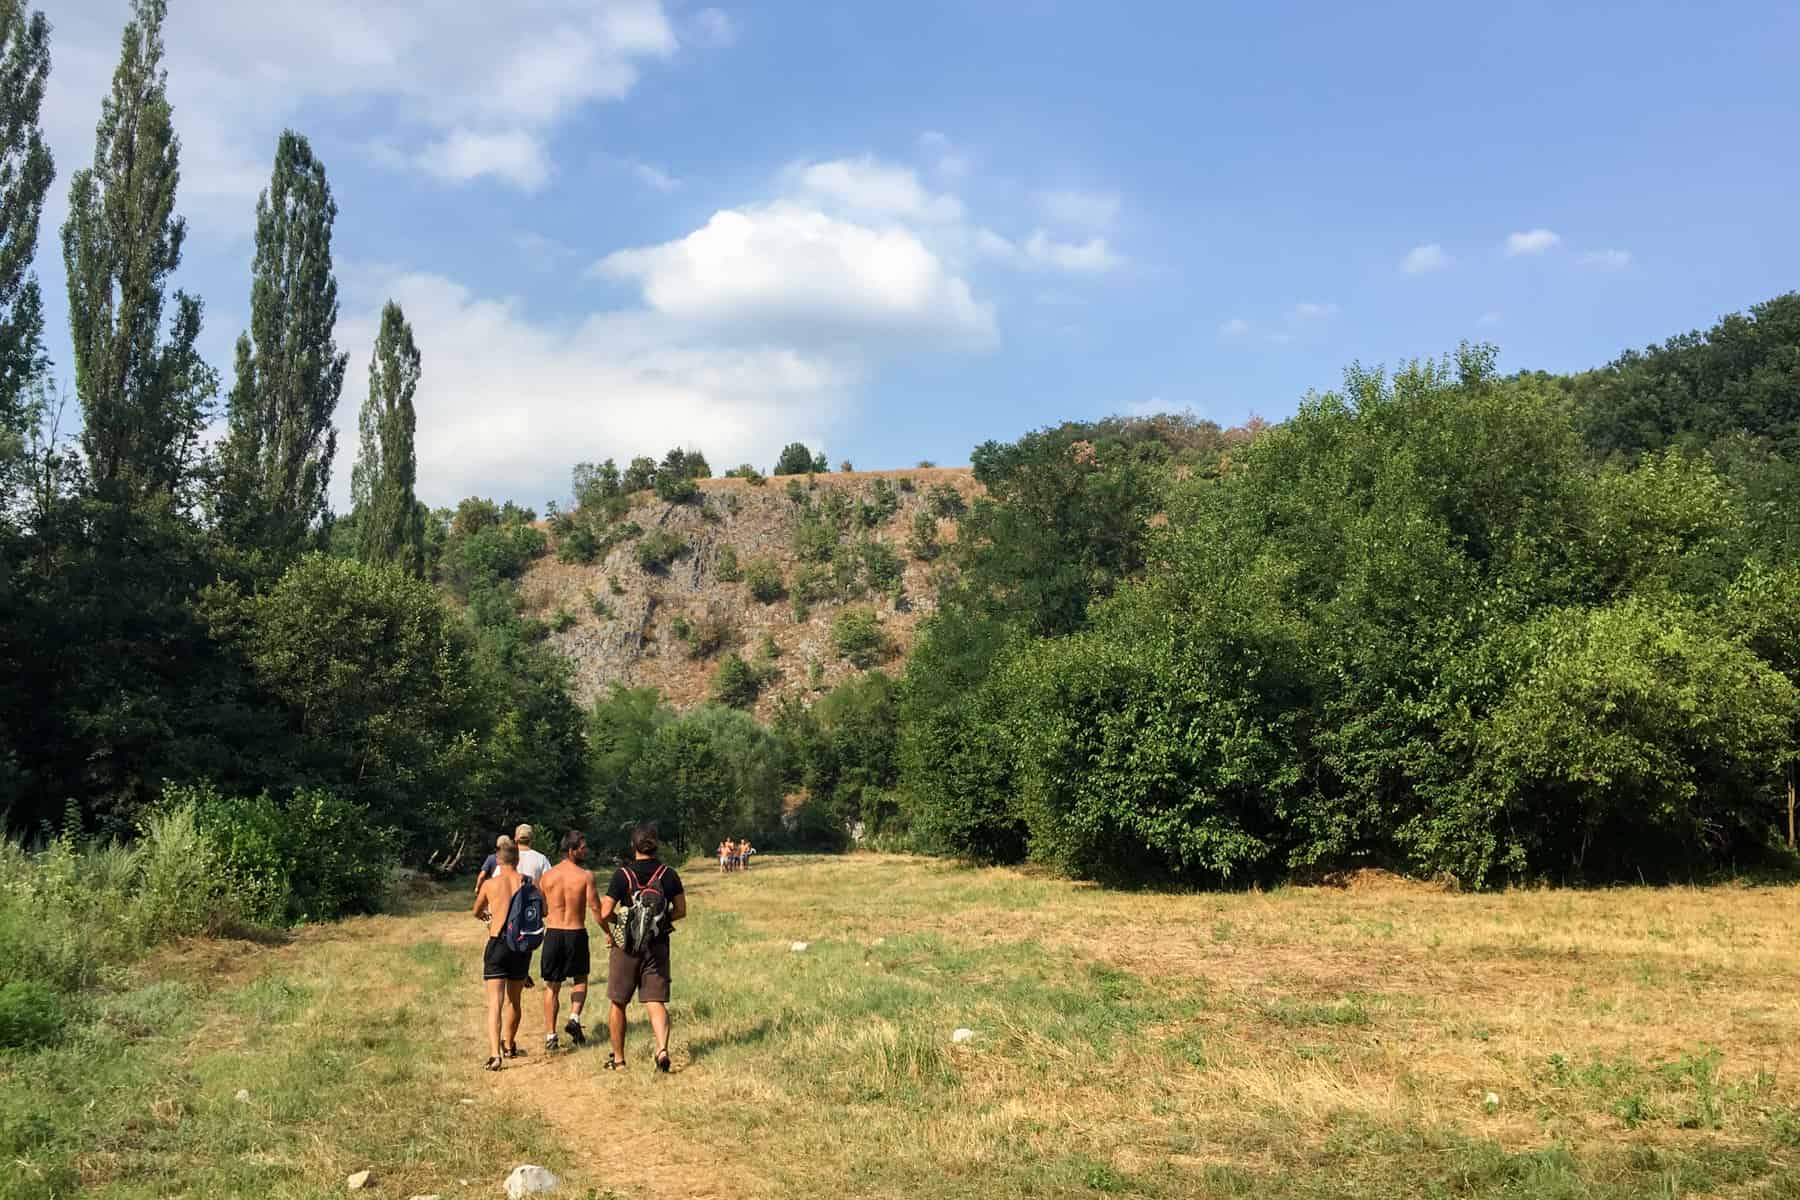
[471, 841, 546, 1070]
[598, 821, 686, 1072]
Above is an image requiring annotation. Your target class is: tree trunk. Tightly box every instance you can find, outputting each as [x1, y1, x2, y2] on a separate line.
[1788, 761, 1796, 852]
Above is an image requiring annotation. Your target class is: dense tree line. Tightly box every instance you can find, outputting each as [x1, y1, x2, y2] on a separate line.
[897, 321, 1800, 885]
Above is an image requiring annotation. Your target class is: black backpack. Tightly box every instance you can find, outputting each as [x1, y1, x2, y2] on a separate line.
[502, 877, 546, 953]
[618, 863, 670, 955]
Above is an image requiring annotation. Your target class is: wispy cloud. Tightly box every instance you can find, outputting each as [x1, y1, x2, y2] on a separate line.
[917, 130, 968, 178]
[1290, 301, 1340, 320]
[1400, 243, 1452, 274]
[1477, 311, 1502, 327]
[691, 8, 738, 48]
[629, 160, 681, 192]
[1022, 231, 1121, 273]
[1577, 248, 1633, 271]
[1040, 189, 1121, 232]
[1505, 228, 1561, 257]
[1218, 317, 1251, 339]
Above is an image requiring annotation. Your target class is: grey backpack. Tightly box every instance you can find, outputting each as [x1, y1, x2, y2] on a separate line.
[618, 863, 670, 954]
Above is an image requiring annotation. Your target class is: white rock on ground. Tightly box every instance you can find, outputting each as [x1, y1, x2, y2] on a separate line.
[346, 1169, 373, 1190]
[1484, 1091, 1501, 1108]
[408, 1195, 442, 1200]
[952, 1028, 975, 1044]
[790, 941, 809, 952]
[505, 1164, 561, 1197]
[234, 1089, 250, 1103]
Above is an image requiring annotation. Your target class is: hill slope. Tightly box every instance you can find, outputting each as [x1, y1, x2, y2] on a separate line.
[516, 467, 984, 712]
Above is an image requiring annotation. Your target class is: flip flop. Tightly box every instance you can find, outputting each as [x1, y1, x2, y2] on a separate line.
[604, 1054, 625, 1071]
[484, 1056, 504, 1072]
[655, 1049, 671, 1073]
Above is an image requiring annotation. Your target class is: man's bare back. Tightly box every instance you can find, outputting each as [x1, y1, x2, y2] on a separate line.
[475, 867, 523, 937]
[539, 858, 603, 931]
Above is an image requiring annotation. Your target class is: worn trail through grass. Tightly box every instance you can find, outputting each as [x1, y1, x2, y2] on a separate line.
[11, 855, 1800, 1198]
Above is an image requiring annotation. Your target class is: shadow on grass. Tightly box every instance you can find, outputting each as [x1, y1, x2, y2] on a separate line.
[684, 1018, 775, 1063]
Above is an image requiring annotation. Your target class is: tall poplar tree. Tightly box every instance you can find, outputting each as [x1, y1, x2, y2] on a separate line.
[61, 0, 215, 503]
[215, 131, 346, 565]
[0, 0, 51, 427]
[351, 301, 424, 574]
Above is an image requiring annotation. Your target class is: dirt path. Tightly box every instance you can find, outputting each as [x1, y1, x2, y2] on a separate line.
[431, 907, 743, 1200]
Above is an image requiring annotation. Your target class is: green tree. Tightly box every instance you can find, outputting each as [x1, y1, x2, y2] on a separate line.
[0, 0, 52, 416]
[62, 0, 216, 502]
[351, 302, 424, 573]
[772, 442, 816, 476]
[215, 131, 347, 567]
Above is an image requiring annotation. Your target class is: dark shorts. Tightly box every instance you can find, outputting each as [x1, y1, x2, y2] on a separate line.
[540, 928, 591, 983]
[606, 941, 671, 1005]
[482, 935, 530, 982]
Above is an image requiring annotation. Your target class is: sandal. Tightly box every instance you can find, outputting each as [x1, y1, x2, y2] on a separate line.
[484, 1055, 504, 1072]
[655, 1049, 671, 1074]
[505, 1043, 526, 1059]
[604, 1054, 625, 1070]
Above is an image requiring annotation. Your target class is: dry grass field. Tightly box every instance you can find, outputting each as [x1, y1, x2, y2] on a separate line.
[13, 854, 1798, 1198]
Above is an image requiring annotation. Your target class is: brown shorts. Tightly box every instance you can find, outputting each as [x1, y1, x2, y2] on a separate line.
[606, 941, 671, 1005]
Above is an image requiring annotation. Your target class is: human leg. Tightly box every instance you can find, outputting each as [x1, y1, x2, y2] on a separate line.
[504, 979, 525, 1053]
[485, 978, 505, 1063]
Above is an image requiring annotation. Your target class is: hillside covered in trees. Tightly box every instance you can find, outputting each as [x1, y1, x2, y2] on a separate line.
[1, 1, 1797, 941]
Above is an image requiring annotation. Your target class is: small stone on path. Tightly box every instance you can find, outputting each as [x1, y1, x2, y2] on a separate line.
[505, 1164, 561, 1197]
[952, 1028, 975, 1044]
[346, 1169, 373, 1190]
[234, 1089, 250, 1103]
[790, 941, 809, 952]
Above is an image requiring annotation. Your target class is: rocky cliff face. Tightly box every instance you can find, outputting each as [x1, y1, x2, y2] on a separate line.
[514, 468, 983, 714]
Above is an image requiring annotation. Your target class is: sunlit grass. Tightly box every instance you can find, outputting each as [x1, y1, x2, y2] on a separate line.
[3, 856, 1797, 1198]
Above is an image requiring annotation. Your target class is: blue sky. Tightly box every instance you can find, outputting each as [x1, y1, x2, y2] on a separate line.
[35, 0, 1800, 508]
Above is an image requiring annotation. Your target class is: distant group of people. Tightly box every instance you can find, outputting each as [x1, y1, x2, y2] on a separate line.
[471, 822, 685, 1073]
[717, 837, 755, 873]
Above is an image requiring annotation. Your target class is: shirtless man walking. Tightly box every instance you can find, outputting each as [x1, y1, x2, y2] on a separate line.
[471, 841, 530, 1070]
[538, 830, 607, 1052]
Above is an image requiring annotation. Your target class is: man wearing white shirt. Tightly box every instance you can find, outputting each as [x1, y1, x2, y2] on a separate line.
[514, 824, 552, 882]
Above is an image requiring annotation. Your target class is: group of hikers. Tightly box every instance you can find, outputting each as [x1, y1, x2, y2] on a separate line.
[471, 821, 685, 1073]
[717, 837, 755, 873]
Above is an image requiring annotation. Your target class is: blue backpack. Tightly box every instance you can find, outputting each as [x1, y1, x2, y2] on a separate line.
[503, 878, 546, 953]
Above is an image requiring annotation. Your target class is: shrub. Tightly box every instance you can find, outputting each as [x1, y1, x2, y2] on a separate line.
[608, 574, 625, 595]
[184, 784, 394, 923]
[0, 981, 64, 1050]
[587, 590, 614, 619]
[785, 478, 809, 506]
[907, 509, 940, 560]
[818, 488, 854, 529]
[623, 455, 658, 492]
[711, 654, 765, 708]
[916, 459, 936, 468]
[745, 558, 786, 603]
[831, 606, 889, 668]
[759, 632, 782, 661]
[551, 607, 577, 633]
[724, 463, 765, 484]
[793, 518, 837, 563]
[556, 521, 601, 564]
[859, 478, 899, 527]
[926, 482, 966, 519]
[897, 475, 916, 492]
[655, 471, 700, 504]
[672, 603, 736, 659]
[636, 529, 689, 571]
[572, 459, 622, 509]
[839, 460, 854, 473]
[715, 545, 742, 582]
[859, 539, 903, 593]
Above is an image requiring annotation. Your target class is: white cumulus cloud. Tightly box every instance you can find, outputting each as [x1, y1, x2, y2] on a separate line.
[415, 129, 553, 191]
[594, 204, 997, 348]
[1505, 228, 1562, 256]
[789, 157, 964, 224]
[1401, 243, 1452, 274]
[333, 271, 855, 508]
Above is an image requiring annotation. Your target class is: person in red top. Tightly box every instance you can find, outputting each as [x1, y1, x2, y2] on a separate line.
[598, 822, 686, 1072]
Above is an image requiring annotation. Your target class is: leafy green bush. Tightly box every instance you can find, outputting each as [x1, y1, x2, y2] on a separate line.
[839, 460, 854, 473]
[555, 520, 601, 563]
[861, 477, 899, 527]
[0, 981, 64, 1050]
[636, 529, 689, 571]
[551, 607, 577, 633]
[785, 478, 808, 506]
[926, 483, 966, 519]
[832, 606, 889, 668]
[794, 518, 837, 563]
[711, 654, 765, 708]
[858, 539, 903, 593]
[715, 544, 742, 581]
[655, 471, 700, 504]
[724, 463, 765, 484]
[773, 442, 818, 476]
[907, 509, 940, 559]
[818, 488, 853, 529]
[745, 558, 786, 603]
[184, 784, 395, 923]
